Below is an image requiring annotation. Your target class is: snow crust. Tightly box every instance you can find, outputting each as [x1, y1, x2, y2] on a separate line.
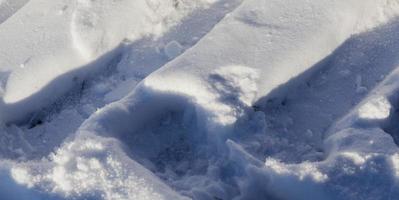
[2, 0, 399, 199]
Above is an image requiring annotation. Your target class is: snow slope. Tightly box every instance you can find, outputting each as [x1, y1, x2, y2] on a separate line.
[2, 0, 399, 200]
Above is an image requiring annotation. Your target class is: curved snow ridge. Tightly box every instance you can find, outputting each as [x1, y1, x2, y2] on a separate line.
[70, 0, 214, 61]
[79, 65, 259, 144]
[0, 47, 121, 124]
[256, 28, 399, 200]
[153, 0, 399, 101]
[325, 68, 399, 156]
[5, 64, 259, 199]
[0, 0, 83, 123]
[139, 65, 259, 128]
[248, 11, 399, 164]
[0, 0, 243, 159]
[249, 26, 399, 200]
[0, 0, 216, 124]
[4, 64, 258, 199]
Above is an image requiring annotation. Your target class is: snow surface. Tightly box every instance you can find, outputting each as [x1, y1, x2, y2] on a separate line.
[2, 0, 399, 199]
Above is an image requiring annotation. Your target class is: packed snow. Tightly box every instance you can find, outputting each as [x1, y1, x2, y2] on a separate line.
[2, 0, 399, 199]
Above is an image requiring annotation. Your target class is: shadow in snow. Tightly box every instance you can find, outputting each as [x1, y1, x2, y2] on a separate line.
[0, 0, 243, 126]
[0, 0, 30, 25]
[381, 85, 399, 146]
[246, 18, 399, 163]
[0, 0, 243, 161]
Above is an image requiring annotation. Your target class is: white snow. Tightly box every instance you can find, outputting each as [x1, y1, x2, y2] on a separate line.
[358, 96, 391, 120]
[11, 134, 189, 199]
[0, 0, 214, 123]
[2, 0, 399, 200]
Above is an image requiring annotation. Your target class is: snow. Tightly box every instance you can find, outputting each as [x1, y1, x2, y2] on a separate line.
[2, 0, 399, 200]
[164, 40, 183, 59]
[0, 0, 214, 123]
[10, 134, 188, 200]
[358, 96, 391, 120]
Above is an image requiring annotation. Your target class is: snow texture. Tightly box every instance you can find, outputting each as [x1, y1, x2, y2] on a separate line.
[1, 0, 399, 200]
